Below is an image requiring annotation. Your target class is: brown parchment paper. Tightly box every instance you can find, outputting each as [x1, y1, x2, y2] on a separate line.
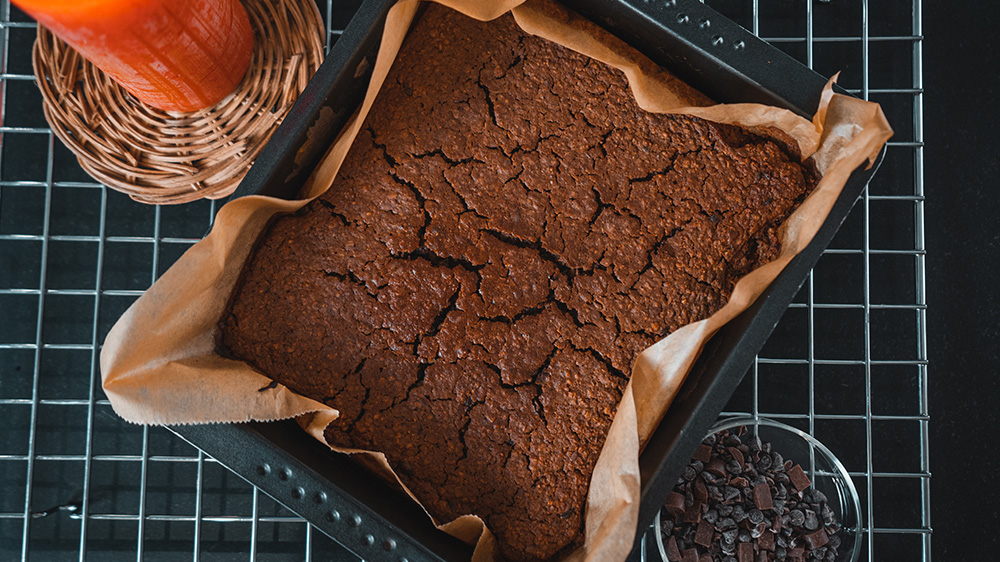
[100, 1, 892, 560]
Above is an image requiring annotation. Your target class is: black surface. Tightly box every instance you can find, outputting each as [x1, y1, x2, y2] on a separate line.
[924, 1, 1000, 560]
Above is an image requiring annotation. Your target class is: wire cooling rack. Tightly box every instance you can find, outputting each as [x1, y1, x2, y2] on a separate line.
[0, 1, 928, 560]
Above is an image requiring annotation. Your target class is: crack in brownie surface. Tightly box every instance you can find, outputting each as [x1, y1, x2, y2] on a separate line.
[220, 5, 817, 561]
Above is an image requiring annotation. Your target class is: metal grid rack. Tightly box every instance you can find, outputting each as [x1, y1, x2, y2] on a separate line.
[0, 1, 929, 560]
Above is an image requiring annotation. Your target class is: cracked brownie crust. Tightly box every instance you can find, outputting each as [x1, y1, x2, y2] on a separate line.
[220, 5, 817, 561]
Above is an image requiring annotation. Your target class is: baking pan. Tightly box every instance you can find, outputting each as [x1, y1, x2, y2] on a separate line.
[169, 0, 885, 560]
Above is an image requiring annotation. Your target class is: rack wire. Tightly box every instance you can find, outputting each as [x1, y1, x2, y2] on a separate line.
[0, 1, 928, 560]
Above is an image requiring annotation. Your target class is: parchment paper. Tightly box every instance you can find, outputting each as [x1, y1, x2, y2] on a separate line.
[101, 1, 892, 560]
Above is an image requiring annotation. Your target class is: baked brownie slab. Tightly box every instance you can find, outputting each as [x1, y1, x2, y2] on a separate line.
[220, 4, 817, 560]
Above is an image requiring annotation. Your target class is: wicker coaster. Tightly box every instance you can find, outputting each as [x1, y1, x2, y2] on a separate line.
[32, 0, 325, 204]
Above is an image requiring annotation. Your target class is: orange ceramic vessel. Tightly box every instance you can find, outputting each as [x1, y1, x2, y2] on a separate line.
[15, 0, 254, 112]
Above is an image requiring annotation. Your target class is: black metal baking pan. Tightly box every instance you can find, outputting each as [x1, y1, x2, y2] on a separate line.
[169, 0, 885, 560]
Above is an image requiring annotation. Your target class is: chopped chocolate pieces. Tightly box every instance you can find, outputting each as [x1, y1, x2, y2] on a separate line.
[753, 482, 773, 511]
[667, 536, 683, 561]
[737, 542, 753, 562]
[660, 426, 844, 562]
[666, 491, 687, 517]
[695, 445, 713, 463]
[787, 464, 811, 492]
[706, 458, 728, 478]
[695, 476, 709, 502]
[695, 520, 715, 548]
[804, 528, 829, 549]
[728, 447, 745, 467]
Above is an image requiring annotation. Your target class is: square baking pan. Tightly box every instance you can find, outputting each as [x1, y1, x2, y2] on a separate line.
[168, 0, 886, 560]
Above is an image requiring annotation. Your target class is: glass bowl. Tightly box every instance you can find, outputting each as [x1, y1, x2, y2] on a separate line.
[648, 416, 862, 562]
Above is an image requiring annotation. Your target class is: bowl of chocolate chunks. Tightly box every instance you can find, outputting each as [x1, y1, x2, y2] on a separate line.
[653, 417, 862, 562]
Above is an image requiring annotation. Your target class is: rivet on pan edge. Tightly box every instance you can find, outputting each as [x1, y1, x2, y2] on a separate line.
[699, 19, 711, 29]
[712, 35, 725, 46]
[256, 464, 270, 476]
[278, 468, 292, 481]
[326, 510, 341, 522]
[363, 534, 375, 546]
[350, 514, 362, 527]
[384, 539, 397, 551]
[314, 492, 327, 504]
[291, 487, 304, 499]
[676, 13, 689, 24]
[665, 0, 677, 6]
[734, 40, 746, 50]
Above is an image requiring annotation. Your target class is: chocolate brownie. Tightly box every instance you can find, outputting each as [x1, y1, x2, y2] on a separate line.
[220, 4, 817, 561]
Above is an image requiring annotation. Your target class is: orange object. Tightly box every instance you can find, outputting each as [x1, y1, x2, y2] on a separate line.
[15, 0, 254, 112]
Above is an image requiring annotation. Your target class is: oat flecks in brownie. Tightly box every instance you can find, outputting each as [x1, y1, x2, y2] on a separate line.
[220, 5, 817, 561]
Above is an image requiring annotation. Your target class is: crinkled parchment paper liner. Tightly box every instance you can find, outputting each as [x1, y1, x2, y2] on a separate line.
[100, 0, 892, 560]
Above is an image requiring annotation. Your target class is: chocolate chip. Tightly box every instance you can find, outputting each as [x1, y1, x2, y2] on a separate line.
[683, 465, 698, 481]
[804, 509, 819, 531]
[682, 548, 699, 562]
[704, 509, 719, 524]
[827, 533, 841, 550]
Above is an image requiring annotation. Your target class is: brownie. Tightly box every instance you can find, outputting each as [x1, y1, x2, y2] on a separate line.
[220, 4, 817, 561]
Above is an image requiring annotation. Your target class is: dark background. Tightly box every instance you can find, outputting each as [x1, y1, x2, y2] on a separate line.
[924, 1, 1000, 559]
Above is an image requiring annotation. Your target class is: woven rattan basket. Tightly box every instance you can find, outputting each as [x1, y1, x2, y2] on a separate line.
[32, 0, 325, 204]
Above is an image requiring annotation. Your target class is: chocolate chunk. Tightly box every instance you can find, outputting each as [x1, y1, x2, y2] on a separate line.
[699, 554, 712, 562]
[738, 542, 754, 562]
[694, 445, 713, 463]
[684, 500, 703, 523]
[665, 491, 687, 517]
[728, 446, 745, 467]
[694, 520, 715, 547]
[706, 458, 728, 477]
[759, 530, 774, 551]
[787, 546, 805, 558]
[753, 482, 774, 511]
[682, 548, 700, 562]
[666, 535, 683, 561]
[804, 528, 829, 549]
[756, 551, 769, 562]
[731, 476, 749, 488]
[694, 477, 709, 502]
